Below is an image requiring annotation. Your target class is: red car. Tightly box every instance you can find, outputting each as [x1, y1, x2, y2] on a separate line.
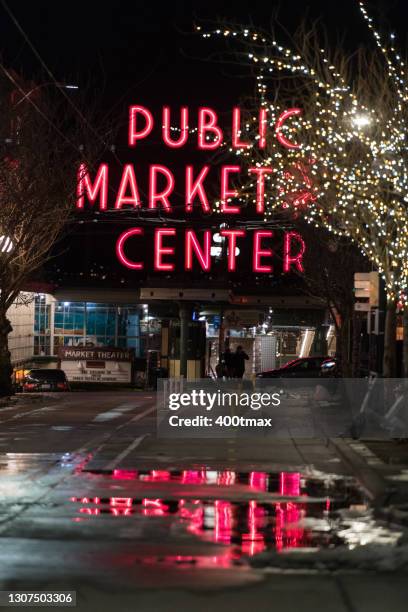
[256, 357, 337, 378]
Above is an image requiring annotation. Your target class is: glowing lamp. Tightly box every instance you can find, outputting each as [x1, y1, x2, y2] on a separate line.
[351, 114, 371, 128]
[0, 235, 13, 253]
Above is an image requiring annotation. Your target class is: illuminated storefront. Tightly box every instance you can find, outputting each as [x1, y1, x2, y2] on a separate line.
[8, 293, 161, 384]
[8, 289, 330, 383]
[33, 294, 160, 358]
[204, 307, 334, 376]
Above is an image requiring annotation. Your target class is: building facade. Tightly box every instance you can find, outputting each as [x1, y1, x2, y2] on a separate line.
[7, 289, 332, 381]
[7, 293, 161, 381]
[33, 294, 154, 357]
[7, 296, 35, 367]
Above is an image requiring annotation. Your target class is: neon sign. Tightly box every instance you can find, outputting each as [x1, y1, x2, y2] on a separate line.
[116, 228, 306, 273]
[76, 105, 309, 274]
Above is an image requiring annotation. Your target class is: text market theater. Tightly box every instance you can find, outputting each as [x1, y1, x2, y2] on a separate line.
[75, 105, 309, 274]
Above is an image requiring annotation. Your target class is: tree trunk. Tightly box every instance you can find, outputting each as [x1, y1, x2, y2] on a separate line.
[403, 308, 408, 379]
[383, 300, 397, 377]
[0, 307, 13, 397]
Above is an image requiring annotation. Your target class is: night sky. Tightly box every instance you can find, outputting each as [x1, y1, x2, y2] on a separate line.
[1, 1, 406, 110]
[1, 0, 407, 291]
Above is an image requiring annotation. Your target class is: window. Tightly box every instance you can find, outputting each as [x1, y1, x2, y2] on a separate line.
[292, 360, 310, 371]
[86, 304, 116, 337]
[34, 295, 51, 355]
[35, 297, 160, 358]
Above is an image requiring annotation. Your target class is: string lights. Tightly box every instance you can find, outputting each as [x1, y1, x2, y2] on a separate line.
[200, 1, 408, 305]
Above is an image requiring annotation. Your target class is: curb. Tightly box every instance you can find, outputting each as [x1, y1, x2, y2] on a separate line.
[0, 394, 54, 410]
[328, 437, 396, 507]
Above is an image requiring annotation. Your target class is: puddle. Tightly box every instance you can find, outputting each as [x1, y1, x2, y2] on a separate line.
[67, 469, 384, 567]
[82, 468, 363, 503]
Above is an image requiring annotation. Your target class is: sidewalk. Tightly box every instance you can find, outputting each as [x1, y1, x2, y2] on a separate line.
[1, 411, 408, 611]
[49, 572, 408, 612]
[0, 393, 63, 409]
[0, 394, 66, 423]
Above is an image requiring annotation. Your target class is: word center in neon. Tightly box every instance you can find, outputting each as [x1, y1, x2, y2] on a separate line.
[116, 228, 305, 273]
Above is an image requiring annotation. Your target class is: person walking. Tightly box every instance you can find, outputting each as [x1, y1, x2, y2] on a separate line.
[222, 347, 235, 378]
[233, 345, 249, 378]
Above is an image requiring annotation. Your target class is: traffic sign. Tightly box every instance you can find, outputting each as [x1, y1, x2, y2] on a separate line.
[354, 272, 379, 307]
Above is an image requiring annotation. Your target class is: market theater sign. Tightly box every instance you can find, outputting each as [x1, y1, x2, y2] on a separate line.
[76, 106, 307, 273]
[59, 347, 133, 383]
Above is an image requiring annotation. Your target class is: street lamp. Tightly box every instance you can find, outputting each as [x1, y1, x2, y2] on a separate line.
[351, 114, 372, 128]
[0, 235, 13, 253]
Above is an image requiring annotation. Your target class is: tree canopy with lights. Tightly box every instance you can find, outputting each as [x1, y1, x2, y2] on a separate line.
[200, 1, 408, 375]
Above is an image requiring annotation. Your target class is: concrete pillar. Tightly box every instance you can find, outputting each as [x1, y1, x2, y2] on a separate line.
[310, 310, 328, 356]
[312, 325, 328, 356]
[179, 303, 192, 378]
[49, 297, 55, 356]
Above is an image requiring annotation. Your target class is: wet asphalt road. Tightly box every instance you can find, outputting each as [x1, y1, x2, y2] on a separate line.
[0, 391, 156, 456]
[0, 391, 408, 611]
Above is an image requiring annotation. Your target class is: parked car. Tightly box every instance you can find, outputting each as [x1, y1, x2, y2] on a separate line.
[256, 357, 337, 379]
[319, 358, 338, 377]
[22, 369, 70, 392]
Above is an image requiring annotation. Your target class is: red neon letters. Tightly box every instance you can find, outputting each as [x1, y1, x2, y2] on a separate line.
[116, 228, 144, 270]
[77, 163, 108, 210]
[258, 108, 267, 149]
[163, 106, 189, 148]
[232, 107, 250, 149]
[275, 108, 302, 150]
[283, 231, 306, 272]
[126, 105, 302, 150]
[78, 161, 309, 214]
[220, 166, 240, 214]
[185, 166, 211, 212]
[154, 228, 176, 271]
[220, 229, 246, 271]
[249, 167, 274, 213]
[79, 105, 308, 277]
[149, 165, 174, 211]
[197, 108, 224, 149]
[253, 231, 274, 273]
[129, 106, 154, 146]
[185, 230, 211, 271]
[77, 106, 305, 211]
[116, 228, 305, 274]
[115, 164, 141, 209]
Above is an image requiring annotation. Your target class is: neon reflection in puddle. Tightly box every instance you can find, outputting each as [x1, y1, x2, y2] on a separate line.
[69, 470, 346, 566]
